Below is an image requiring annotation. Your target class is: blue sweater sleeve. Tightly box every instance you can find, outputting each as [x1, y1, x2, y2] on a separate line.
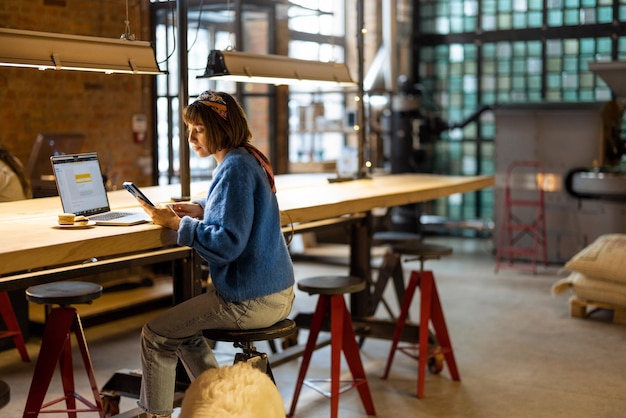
[178, 162, 254, 263]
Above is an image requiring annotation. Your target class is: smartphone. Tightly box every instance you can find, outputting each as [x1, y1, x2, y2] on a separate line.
[123, 182, 155, 206]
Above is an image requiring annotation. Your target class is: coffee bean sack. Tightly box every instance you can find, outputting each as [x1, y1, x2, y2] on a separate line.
[552, 272, 626, 308]
[564, 234, 626, 284]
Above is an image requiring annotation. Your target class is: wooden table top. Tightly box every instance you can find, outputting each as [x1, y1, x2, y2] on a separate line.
[0, 173, 494, 276]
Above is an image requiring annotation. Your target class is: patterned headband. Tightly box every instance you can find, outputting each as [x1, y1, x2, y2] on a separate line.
[196, 90, 228, 120]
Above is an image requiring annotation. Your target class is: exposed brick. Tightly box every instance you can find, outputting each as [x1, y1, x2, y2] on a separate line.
[0, 0, 155, 189]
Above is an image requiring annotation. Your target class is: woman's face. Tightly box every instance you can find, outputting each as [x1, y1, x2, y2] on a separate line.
[187, 122, 211, 158]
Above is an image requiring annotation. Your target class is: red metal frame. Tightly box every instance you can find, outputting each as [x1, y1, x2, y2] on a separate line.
[495, 160, 548, 273]
[288, 293, 376, 418]
[0, 291, 30, 362]
[23, 306, 104, 417]
[382, 270, 460, 398]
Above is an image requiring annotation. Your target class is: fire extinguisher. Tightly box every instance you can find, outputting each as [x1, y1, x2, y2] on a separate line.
[132, 114, 147, 143]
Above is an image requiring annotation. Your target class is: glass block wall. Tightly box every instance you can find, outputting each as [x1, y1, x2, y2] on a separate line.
[415, 0, 624, 232]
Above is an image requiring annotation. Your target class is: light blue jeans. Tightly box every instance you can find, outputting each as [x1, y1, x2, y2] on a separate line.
[138, 283, 295, 416]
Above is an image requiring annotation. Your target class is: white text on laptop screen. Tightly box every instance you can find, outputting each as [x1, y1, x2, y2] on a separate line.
[53, 156, 109, 214]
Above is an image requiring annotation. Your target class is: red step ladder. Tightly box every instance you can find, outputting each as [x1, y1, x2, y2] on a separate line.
[495, 161, 548, 274]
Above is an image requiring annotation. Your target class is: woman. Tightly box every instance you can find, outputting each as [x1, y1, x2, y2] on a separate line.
[135, 90, 295, 418]
[0, 144, 31, 201]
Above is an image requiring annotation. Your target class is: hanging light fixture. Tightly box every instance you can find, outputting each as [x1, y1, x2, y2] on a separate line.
[0, 28, 164, 75]
[197, 49, 355, 87]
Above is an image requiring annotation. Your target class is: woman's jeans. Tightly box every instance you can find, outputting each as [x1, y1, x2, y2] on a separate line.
[138, 284, 295, 416]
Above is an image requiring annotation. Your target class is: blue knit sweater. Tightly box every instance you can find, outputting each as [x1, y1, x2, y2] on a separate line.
[177, 148, 294, 302]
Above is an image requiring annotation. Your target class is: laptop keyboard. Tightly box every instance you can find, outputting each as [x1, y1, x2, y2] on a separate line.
[89, 211, 136, 221]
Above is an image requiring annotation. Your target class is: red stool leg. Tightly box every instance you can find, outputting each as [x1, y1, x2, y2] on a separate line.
[59, 337, 78, 418]
[382, 271, 419, 379]
[329, 296, 343, 418]
[334, 296, 375, 416]
[422, 272, 460, 382]
[288, 296, 328, 417]
[23, 307, 104, 418]
[383, 271, 460, 399]
[0, 291, 30, 362]
[417, 272, 432, 398]
[23, 307, 77, 417]
[72, 314, 104, 414]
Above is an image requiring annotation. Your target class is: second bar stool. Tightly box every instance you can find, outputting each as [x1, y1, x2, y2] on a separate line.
[23, 281, 105, 418]
[288, 275, 376, 418]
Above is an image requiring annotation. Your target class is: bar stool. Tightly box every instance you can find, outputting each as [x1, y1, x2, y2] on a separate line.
[0, 291, 30, 362]
[202, 318, 297, 384]
[288, 276, 376, 418]
[23, 281, 105, 417]
[382, 270, 460, 398]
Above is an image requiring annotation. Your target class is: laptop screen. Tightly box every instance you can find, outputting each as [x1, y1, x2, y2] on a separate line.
[50, 153, 111, 216]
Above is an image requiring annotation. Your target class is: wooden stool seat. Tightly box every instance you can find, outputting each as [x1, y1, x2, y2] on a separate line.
[23, 281, 104, 417]
[392, 242, 453, 270]
[372, 231, 421, 246]
[297, 275, 366, 295]
[25, 281, 102, 306]
[203, 318, 296, 342]
[392, 242, 453, 258]
[289, 276, 375, 418]
[203, 319, 297, 385]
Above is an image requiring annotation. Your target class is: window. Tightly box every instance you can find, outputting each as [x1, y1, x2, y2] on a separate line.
[416, 0, 622, 225]
[151, 0, 350, 183]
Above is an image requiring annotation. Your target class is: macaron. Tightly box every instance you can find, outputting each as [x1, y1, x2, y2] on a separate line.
[58, 213, 76, 225]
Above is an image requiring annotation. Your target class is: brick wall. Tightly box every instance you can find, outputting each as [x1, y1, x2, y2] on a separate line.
[0, 0, 156, 190]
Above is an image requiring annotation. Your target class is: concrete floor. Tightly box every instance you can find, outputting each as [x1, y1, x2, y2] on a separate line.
[1, 236, 626, 417]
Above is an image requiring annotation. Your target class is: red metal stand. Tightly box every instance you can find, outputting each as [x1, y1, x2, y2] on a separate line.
[288, 294, 376, 418]
[0, 291, 30, 362]
[382, 270, 460, 398]
[495, 160, 548, 273]
[23, 307, 104, 417]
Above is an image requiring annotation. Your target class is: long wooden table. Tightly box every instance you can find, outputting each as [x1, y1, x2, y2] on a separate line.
[0, 172, 494, 303]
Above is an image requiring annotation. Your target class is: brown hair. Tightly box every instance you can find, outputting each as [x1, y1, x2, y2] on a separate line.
[182, 92, 252, 155]
[0, 144, 32, 199]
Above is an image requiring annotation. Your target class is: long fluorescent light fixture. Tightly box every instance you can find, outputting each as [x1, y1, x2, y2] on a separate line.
[198, 49, 355, 87]
[0, 28, 165, 75]
[589, 61, 626, 98]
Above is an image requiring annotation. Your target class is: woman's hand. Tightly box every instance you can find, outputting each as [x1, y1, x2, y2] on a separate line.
[135, 198, 182, 231]
[168, 202, 204, 219]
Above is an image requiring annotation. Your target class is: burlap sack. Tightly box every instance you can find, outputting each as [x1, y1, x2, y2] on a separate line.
[552, 271, 626, 308]
[564, 234, 626, 284]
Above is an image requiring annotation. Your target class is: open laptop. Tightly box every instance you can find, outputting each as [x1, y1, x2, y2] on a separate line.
[50, 152, 150, 225]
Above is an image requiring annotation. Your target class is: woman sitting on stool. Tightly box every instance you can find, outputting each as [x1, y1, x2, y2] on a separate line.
[133, 91, 295, 418]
